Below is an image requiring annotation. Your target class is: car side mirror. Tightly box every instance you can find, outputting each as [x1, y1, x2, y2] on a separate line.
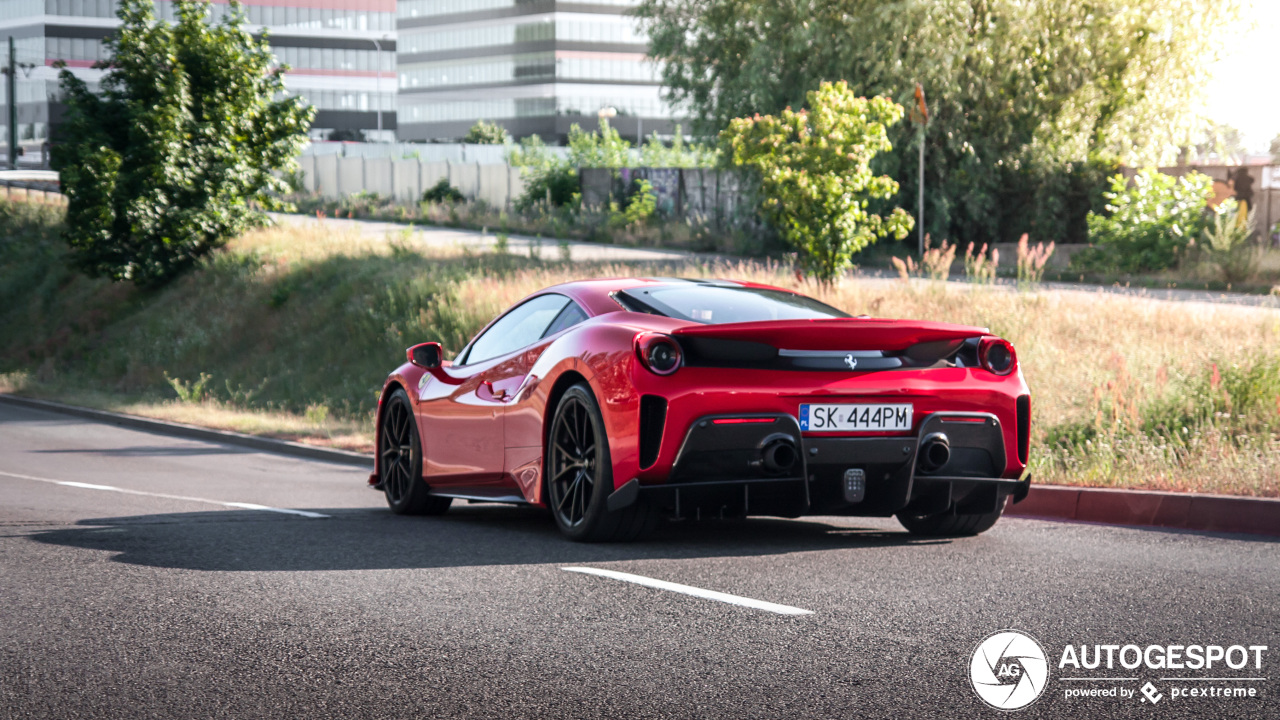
[407, 342, 442, 369]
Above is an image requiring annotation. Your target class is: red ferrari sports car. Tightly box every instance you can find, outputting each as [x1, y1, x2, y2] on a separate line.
[370, 278, 1031, 541]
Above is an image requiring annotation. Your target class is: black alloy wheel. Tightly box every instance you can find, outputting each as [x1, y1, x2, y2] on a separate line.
[546, 383, 655, 542]
[380, 388, 451, 515]
[549, 393, 597, 528]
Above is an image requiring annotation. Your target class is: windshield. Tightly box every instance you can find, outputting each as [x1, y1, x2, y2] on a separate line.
[618, 285, 849, 324]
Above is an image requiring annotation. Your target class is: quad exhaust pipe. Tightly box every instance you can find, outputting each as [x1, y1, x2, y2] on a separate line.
[917, 432, 951, 472]
[761, 438, 798, 474]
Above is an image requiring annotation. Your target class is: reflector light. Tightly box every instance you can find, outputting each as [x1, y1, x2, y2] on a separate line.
[711, 418, 776, 425]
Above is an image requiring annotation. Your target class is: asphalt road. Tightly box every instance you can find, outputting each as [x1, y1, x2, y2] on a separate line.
[1, 402, 1276, 719]
[271, 213, 726, 264]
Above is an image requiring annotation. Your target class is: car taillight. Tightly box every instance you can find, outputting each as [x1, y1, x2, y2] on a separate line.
[634, 332, 682, 375]
[978, 337, 1016, 376]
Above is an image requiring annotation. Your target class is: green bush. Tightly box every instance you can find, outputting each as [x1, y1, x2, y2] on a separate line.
[1201, 202, 1260, 283]
[422, 179, 464, 204]
[508, 135, 579, 210]
[53, 0, 312, 287]
[720, 81, 914, 283]
[463, 120, 509, 145]
[566, 118, 633, 168]
[623, 180, 657, 225]
[1077, 169, 1214, 273]
[639, 125, 719, 168]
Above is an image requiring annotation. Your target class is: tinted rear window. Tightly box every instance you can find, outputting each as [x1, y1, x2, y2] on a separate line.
[619, 285, 849, 324]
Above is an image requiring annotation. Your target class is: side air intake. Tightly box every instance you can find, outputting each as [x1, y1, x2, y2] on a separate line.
[639, 395, 667, 469]
[1016, 395, 1031, 465]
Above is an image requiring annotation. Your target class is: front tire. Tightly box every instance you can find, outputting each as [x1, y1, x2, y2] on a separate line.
[897, 504, 1004, 537]
[380, 388, 451, 516]
[546, 383, 654, 542]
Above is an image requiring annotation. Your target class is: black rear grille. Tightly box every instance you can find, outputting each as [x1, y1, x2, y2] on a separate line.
[678, 337, 963, 371]
[639, 395, 667, 469]
[1016, 395, 1031, 465]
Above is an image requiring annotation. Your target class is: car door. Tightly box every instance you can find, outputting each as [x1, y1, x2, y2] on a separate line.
[417, 293, 572, 488]
[498, 299, 590, 449]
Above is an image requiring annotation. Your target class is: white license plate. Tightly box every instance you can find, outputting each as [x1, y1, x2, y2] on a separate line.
[799, 403, 913, 432]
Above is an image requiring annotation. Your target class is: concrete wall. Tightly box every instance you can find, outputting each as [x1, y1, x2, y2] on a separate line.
[392, 160, 419, 202]
[363, 157, 393, 198]
[298, 153, 527, 208]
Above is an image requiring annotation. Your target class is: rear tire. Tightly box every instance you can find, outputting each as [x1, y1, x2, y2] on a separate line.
[546, 383, 655, 542]
[897, 503, 1004, 537]
[380, 388, 452, 516]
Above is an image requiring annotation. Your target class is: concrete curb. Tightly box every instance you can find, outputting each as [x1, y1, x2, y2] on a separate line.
[1007, 484, 1280, 538]
[0, 394, 373, 469]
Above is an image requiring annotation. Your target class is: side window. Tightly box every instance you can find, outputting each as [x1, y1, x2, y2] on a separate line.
[541, 301, 588, 338]
[463, 294, 570, 364]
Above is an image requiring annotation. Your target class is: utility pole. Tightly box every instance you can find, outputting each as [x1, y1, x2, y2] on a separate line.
[370, 34, 391, 142]
[7, 37, 16, 169]
[913, 83, 929, 256]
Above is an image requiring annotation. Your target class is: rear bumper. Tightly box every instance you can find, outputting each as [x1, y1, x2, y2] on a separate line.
[612, 412, 1029, 518]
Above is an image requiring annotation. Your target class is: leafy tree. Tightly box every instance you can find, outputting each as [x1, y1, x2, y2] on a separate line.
[721, 81, 913, 282]
[1189, 122, 1248, 164]
[54, 0, 313, 286]
[464, 119, 510, 145]
[1079, 169, 1215, 272]
[1269, 134, 1280, 165]
[635, 0, 1244, 246]
[640, 125, 719, 167]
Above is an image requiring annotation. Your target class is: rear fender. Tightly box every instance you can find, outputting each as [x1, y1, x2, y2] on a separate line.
[520, 323, 646, 500]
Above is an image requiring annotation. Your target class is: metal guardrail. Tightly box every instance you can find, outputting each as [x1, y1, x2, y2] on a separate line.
[0, 170, 64, 201]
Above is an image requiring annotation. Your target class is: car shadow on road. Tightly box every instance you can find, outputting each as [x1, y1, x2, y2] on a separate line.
[27, 503, 950, 572]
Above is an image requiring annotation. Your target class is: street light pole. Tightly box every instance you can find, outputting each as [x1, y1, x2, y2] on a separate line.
[7, 37, 16, 169]
[370, 34, 391, 142]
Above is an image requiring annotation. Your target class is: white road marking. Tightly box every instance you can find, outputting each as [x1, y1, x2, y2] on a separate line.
[562, 566, 813, 616]
[0, 470, 329, 518]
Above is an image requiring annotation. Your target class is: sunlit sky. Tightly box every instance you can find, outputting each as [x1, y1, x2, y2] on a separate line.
[1206, 1, 1280, 152]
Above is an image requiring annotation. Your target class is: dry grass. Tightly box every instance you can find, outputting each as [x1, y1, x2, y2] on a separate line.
[389, 258, 1279, 428]
[3, 208, 1277, 496]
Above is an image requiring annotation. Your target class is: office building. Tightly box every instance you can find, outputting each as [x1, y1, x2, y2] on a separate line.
[396, 0, 680, 143]
[0, 0, 397, 164]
